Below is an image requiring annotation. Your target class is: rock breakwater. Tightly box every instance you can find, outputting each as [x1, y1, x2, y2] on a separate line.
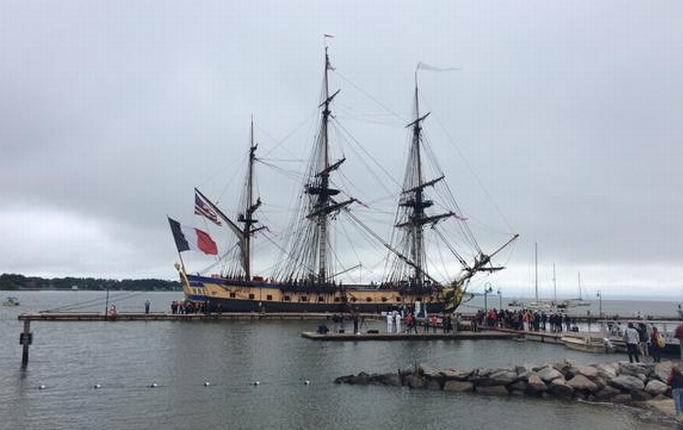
[335, 360, 678, 404]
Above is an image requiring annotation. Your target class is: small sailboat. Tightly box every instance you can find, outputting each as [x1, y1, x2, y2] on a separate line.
[2, 296, 20, 306]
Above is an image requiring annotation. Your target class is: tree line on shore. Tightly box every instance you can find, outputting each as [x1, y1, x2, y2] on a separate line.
[0, 273, 181, 291]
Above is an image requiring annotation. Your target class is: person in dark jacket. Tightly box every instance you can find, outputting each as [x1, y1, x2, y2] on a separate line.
[668, 366, 683, 415]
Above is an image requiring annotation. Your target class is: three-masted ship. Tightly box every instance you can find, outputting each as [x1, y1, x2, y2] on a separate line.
[169, 45, 518, 314]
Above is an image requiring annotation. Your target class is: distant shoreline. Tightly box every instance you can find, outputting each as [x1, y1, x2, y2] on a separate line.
[0, 273, 181, 292]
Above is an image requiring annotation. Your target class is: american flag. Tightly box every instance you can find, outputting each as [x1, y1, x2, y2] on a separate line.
[194, 192, 222, 226]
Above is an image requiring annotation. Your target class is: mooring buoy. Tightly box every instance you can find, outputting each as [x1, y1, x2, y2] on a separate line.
[253, 381, 260, 386]
[204, 381, 211, 387]
[93, 384, 102, 389]
[38, 384, 46, 390]
[150, 382, 158, 388]
[304, 380, 310, 385]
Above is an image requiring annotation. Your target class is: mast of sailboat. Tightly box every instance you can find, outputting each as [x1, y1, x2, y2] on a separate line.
[534, 242, 538, 302]
[577, 271, 582, 301]
[552, 261, 557, 302]
[238, 117, 262, 280]
[396, 71, 452, 290]
[305, 45, 353, 284]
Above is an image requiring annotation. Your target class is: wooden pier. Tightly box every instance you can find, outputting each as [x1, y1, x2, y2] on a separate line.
[301, 330, 517, 341]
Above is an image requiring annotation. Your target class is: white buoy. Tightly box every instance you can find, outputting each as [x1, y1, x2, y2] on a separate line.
[204, 381, 211, 387]
[93, 384, 102, 389]
[304, 380, 310, 385]
[253, 381, 260, 386]
[38, 385, 46, 390]
[150, 382, 158, 388]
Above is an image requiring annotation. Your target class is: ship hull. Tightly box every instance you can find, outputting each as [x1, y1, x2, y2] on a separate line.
[181, 274, 446, 314]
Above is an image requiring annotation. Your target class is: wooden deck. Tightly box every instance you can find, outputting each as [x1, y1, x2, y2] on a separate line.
[17, 312, 384, 322]
[301, 330, 518, 341]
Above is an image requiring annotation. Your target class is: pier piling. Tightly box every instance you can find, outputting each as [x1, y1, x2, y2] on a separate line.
[20, 319, 31, 369]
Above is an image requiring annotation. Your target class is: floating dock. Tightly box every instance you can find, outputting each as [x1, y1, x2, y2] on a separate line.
[301, 330, 517, 341]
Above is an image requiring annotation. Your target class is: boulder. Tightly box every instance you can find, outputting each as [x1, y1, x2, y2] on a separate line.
[476, 385, 509, 396]
[426, 379, 442, 390]
[611, 393, 633, 403]
[567, 374, 599, 393]
[418, 364, 442, 379]
[619, 363, 652, 381]
[537, 366, 564, 383]
[508, 380, 528, 392]
[594, 386, 621, 400]
[609, 375, 645, 392]
[644, 379, 669, 396]
[527, 374, 547, 392]
[514, 365, 529, 376]
[443, 380, 474, 392]
[441, 369, 472, 381]
[487, 370, 518, 386]
[568, 365, 599, 380]
[630, 389, 652, 401]
[405, 374, 427, 389]
[654, 361, 675, 382]
[548, 378, 574, 398]
[595, 363, 618, 380]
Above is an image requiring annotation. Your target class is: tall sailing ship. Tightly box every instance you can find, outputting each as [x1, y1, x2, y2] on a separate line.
[168, 45, 518, 314]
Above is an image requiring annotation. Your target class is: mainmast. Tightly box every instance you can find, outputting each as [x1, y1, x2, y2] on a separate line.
[304, 47, 353, 284]
[237, 117, 263, 280]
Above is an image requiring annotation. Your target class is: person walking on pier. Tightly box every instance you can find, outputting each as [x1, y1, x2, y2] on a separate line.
[624, 323, 641, 363]
[144, 299, 151, 314]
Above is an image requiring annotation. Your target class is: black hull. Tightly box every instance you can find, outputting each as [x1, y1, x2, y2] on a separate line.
[194, 295, 445, 314]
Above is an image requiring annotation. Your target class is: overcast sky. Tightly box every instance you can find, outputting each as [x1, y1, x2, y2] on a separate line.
[1, 1, 682, 298]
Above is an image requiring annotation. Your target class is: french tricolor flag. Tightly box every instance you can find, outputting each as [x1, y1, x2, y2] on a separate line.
[167, 217, 218, 256]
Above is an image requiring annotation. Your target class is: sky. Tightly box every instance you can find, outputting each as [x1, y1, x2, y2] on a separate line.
[1, 1, 682, 298]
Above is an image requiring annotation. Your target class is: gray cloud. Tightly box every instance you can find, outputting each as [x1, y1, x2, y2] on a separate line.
[1, 1, 682, 297]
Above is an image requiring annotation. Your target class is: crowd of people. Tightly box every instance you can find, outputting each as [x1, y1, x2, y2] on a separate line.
[472, 308, 579, 333]
[170, 300, 206, 314]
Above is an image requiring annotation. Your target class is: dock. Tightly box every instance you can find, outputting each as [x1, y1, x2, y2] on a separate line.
[301, 330, 517, 341]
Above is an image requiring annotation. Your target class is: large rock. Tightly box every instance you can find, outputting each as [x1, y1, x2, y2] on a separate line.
[418, 364, 442, 379]
[441, 369, 472, 381]
[594, 386, 621, 400]
[548, 378, 574, 398]
[595, 363, 618, 380]
[654, 361, 675, 382]
[609, 375, 645, 392]
[630, 389, 653, 401]
[508, 380, 528, 392]
[567, 374, 599, 392]
[537, 366, 564, 383]
[568, 365, 599, 380]
[405, 373, 427, 389]
[443, 380, 474, 392]
[476, 385, 509, 396]
[644, 379, 669, 396]
[527, 374, 547, 393]
[487, 370, 518, 385]
[619, 363, 651, 381]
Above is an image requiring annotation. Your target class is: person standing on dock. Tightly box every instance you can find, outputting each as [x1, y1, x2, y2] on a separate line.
[668, 366, 683, 416]
[386, 312, 394, 334]
[394, 311, 401, 333]
[144, 300, 151, 314]
[624, 323, 640, 363]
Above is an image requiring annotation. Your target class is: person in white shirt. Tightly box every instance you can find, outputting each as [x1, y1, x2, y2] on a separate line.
[624, 322, 641, 363]
[386, 312, 394, 333]
[394, 311, 401, 333]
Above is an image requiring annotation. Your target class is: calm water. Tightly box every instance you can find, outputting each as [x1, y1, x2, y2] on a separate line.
[0, 291, 676, 429]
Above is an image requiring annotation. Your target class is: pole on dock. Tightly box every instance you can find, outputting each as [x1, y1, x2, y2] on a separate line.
[20, 318, 31, 369]
[597, 291, 603, 318]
